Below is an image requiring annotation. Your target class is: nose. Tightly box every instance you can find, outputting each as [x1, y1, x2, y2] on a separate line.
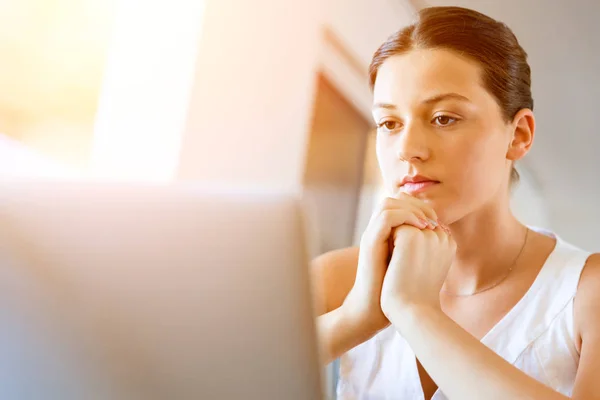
[395, 122, 430, 162]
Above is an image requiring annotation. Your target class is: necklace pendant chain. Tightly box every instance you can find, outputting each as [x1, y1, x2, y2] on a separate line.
[441, 228, 530, 297]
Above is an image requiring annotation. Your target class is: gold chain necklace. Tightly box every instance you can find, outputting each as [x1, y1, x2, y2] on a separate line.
[441, 228, 530, 297]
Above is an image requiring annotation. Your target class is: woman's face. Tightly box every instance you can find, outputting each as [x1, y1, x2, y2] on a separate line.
[373, 48, 515, 223]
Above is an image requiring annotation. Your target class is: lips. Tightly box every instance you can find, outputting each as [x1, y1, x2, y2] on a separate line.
[399, 175, 440, 194]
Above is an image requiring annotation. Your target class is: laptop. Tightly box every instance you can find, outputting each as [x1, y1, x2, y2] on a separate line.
[0, 183, 323, 400]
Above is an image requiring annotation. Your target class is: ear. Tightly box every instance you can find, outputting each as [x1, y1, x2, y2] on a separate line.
[506, 108, 535, 162]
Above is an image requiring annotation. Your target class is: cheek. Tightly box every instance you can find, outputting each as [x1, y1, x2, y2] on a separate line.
[447, 132, 508, 191]
[433, 134, 507, 222]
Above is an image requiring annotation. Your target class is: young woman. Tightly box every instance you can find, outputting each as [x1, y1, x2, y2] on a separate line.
[313, 6, 600, 399]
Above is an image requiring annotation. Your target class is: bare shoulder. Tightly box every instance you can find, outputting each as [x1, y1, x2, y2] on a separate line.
[574, 253, 600, 350]
[311, 247, 360, 315]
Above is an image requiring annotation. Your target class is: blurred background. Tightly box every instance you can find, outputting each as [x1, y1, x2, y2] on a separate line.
[1, 0, 599, 397]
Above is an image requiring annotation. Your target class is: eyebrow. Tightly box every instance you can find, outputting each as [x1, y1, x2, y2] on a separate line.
[372, 93, 471, 111]
[422, 92, 471, 104]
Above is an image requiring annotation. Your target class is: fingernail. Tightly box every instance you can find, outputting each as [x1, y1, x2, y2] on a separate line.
[428, 219, 438, 228]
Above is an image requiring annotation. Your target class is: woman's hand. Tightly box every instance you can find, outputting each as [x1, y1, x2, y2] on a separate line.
[341, 194, 439, 338]
[380, 224, 456, 327]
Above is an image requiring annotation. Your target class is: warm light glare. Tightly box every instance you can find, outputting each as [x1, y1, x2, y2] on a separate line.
[0, 0, 115, 171]
[90, 0, 206, 181]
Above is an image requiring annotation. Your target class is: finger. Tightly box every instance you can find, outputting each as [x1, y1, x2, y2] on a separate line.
[373, 196, 433, 226]
[421, 226, 440, 241]
[433, 226, 457, 257]
[436, 222, 452, 236]
[370, 209, 428, 243]
[397, 193, 439, 223]
[391, 223, 424, 245]
[391, 193, 439, 224]
[433, 225, 455, 249]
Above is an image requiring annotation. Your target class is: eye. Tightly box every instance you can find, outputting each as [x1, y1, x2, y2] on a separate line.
[377, 120, 402, 132]
[432, 114, 458, 127]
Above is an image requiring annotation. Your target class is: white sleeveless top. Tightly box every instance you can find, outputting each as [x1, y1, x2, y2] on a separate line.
[337, 233, 591, 399]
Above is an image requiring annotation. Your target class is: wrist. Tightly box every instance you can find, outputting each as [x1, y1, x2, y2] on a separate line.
[339, 301, 384, 339]
[384, 302, 443, 335]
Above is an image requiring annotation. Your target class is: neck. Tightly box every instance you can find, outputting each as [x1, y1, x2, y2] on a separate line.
[444, 197, 527, 295]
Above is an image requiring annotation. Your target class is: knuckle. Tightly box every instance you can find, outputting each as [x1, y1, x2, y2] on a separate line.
[402, 225, 422, 237]
[422, 228, 435, 237]
[379, 197, 394, 210]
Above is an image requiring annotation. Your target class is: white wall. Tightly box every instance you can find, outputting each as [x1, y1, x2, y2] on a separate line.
[325, 0, 413, 66]
[510, 163, 549, 229]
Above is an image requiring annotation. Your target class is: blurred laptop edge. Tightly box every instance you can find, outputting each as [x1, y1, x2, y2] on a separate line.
[0, 182, 323, 400]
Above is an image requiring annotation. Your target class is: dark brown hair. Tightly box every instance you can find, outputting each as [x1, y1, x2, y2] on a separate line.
[369, 6, 533, 185]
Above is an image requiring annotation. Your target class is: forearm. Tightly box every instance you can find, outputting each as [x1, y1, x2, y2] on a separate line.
[317, 306, 377, 365]
[390, 305, 568, 400]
